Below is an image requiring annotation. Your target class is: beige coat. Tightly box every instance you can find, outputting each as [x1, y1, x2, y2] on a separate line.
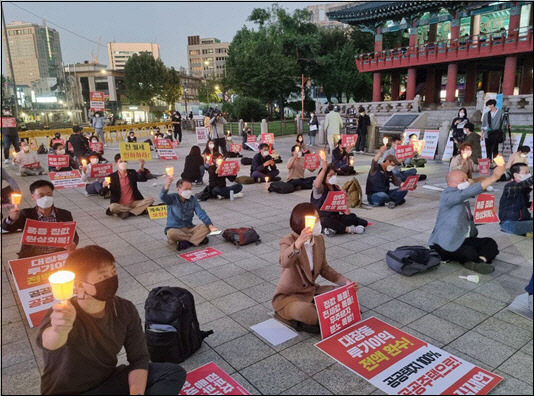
[272, 232, 342, 311]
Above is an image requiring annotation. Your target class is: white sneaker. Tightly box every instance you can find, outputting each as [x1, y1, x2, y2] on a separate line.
[233, 192, 243, 198]
[217, 195, 223, 200]
[348, 225, 365, 234]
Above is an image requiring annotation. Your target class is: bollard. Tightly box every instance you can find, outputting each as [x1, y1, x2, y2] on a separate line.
[261, 119, 268, 134]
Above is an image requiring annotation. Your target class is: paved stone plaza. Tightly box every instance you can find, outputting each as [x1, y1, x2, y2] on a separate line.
[1, 131, 532, 395]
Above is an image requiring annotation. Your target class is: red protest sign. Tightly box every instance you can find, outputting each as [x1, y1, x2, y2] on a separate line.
[8, 251, 69, 327]
[260, 132, 274, 144]
[395, 145, 414, 160]
[21, 220, 77, 248]
[47, 154, 69, 168]
[247, 135, 256, 143]
[67, 142, 74, 153]
[230, 143, 242, 153]
[90, 163, 113, 178]
[320, 191, 348, 212]
[89, 142, 104, 152]
[157, 149, 178, 160]
[49, 170, 85, 189]
[440, 366, 503, 396]
[304, 153, 320, 170]
[342, 134, 358, 149]
[2, 117, 17, 128]
[217, 161, 240, 177]
[315, 284, 361, 339]
[399, 174, 420, 191]
[172, 140, 179, 148]
[90, 91, 105, 111]
[478, 158, 490, 175]
[180, 362, 250, 395]
[179, 247, 223, 263]
[154, 138, 173, 149]
[22, 161, 41, 169]
[474, 193, 499, 224]
[51, 138, 65, 147]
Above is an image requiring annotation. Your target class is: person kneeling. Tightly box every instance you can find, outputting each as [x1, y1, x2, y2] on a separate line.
[208, 153, 243, 200]
[36, 245, 186, 395]
[272, 203, 359, 333]
[160, 177, 220, 251]
[499, 163, 533, 236]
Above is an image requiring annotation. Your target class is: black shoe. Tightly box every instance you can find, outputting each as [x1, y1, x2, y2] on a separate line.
[272, 176, 282, 182]
[177, 241, 191, 251]
[463, 261, 495, 275]
[200, 237, 209, 245]
[397, 199, 406, 206]
[419, 174, 427, 181]
[296, 321, 321, 334]
[105, 207, 113, 216]
[119, 212, 130, 219]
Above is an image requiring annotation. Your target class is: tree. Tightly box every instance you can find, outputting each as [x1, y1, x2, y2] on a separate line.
[198, 76, 220, 104]
[160, 67, 182, 111]
[230, 96, 268, 121]
[123, 53, 167, 105]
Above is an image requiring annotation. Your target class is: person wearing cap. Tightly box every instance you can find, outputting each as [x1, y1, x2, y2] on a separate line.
[366, 145, 408, 208]
[324, 104, 344, 152]
[81, 152, 109, 197]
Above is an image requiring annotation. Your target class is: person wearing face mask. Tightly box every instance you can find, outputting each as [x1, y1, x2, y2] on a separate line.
[160, 177, 219, 251]
[449, 143, 479, 180]
[49, 143, 79, 172]
[332, 140, 355, 176]
[66, 126, 90, 161]
[206, 153, 243, 200]
[2, 180, 79, 258]
[294, 134, 310, 155]
[355, 106, 370, 153]
[286, 145, 317, 190]
[272, 203, 359, 333]
[382, 136, 426, 182]
[171, 111, 182, 142]
[481, 99, 506, 163]
[250, 143, 281, 182]
[14, 141, 46, 176]
[104, 154, 154, 219]
[366, 145, 407, 208]
[428, 166, 505, 274]
[80, 152, 109, 197]
[498, 163, 533, 236]
[502, 146, 531, 181]
[209, 110, 228, 156]
[2, 108, 21, 163]
[312, 160, 368, 236]
[37, 245, 186, 395]
[461, 123, 482, 165]
[89, 110, 107, 144]
[451, 107, 469, 156]
[127, 131, 137, 143]
[49, 132, 64, 151]
[308, 112, 318, 146]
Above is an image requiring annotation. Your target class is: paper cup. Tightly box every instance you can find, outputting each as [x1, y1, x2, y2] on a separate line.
[11, 193, 22, 205]
[104, 177, 111, 184]
[216, 159, 223, 167]
[493, 155, 505, 166]
[305, 216, 316, 230]
[459, 275, 479, 283]
[166, 167, 174, 176]
[49, 271, 75, 302]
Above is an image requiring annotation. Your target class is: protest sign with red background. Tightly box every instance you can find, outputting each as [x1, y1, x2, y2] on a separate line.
[230, 143, 242, 153]
[304, 153, 320, 170]
[320, 191, 348, 212]
[154, 139, 178, 160]
[8, 251, 69, 327]
[21, 220, 77, 248]
[22, 162, 41, 169]
[395, 145, 414, 160]
[247, 135, 256, 143]
[89, 142, 104, 152]
[440, 365, 503, 396]
[90, 163, 113, 178]
[90, 91, 105, 111]
[47, 154, 69, 168]
[261, 133, 275, 144]
[179, 247, 223, 263]
[315, 284, 361, 339]
[474, 193, 499, 223]
[180, 362, 250, 395]
[217, 161, 240, 177]
[2, 117, 17, 128]
[196, 127, 208, 145]
[49, 170, 85, 189]
[399, 175, 420, 191]
[478, 158, 490, 175]
[342, 135, 358, 149]
[67, 142, 74, 153]
[51, 138, 65, 147]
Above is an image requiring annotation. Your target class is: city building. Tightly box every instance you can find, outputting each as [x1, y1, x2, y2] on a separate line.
[187, 36, 229, 79]
[307, 2, 354, 29]
[177, 67, 202, 114]
[2, 21, 63, 86]
[107, 42, 160, 71]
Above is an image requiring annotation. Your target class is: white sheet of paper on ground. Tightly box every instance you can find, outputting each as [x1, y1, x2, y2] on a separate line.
[250, 318, 298, 346]
[507, 292, 533, 320]
[423, 184, 445, 192]
[208, 230, 222, 236]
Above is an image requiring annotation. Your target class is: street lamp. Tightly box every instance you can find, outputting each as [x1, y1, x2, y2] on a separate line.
[100, 69, 106, 74]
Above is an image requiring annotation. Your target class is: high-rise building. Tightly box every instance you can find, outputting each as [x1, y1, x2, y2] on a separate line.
[107, 42, 160, 71]
[187, 36, 229, 79]
[307, 3, 355, 29]
[2, 21, 63, 86]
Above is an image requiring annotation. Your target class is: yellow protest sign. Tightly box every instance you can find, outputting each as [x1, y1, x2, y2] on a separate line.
[119, 142, 152, 161]
[147, 205, 168, 220]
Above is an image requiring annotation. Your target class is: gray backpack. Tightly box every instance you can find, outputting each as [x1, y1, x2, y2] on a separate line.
[386, 246, 441, 276]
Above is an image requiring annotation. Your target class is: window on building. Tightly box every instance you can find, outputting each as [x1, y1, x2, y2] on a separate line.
[319, 9, 325, 21]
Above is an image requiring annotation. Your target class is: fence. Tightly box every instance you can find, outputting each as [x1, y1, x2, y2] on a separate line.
[226, 120, 297, 137]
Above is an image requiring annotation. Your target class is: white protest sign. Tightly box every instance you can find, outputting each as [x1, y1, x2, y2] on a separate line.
[420, 129, 440, 160]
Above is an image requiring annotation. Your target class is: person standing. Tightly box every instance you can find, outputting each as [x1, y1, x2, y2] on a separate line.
[89, 111, 107, 144]
[171, 111, 182, 142]
[324, 105, 344, 153]
[355, 106, 370, 153]
[2, 108, 20, 163]
[481, 99, 506, 162]
[451, 108, 469, 156]
[209, 110, 227, 156]
[308, 112, 318, 146]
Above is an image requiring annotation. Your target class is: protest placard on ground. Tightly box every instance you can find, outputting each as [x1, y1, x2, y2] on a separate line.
[21, 220, 77, 248]
[90, 163, 113, 178]
[180, 362, 250, 395]
[399, 175, 420, 191]
[147, 205, 167, 220]
[179, 247, 223, 263]
[196, 127, 209, 145]
[49, 170, 85, 189]
[230, 143, 242, 153]
[89, 142, 104, 152]
[478, 158, 490, 175]
[261, 133, 275, 144]
[247, 135, 257, 143]
[315, 284, 361, 339]
[22, 161, 41, 169]
[119, 142, 152, 161]
[420, 129, 440, 159]
[342, 135, 358, 149]
[480, 136, 487, 159]
[8, 251, 69, 327]
[47, 155, 69, 169]
[218, 161, 240, 177]
[304, 153, 320, 170]
[474, 193, 499, 223]
[395, 145, 414, 161]
[157, 149, 178, 160]
[319, 191, 348, 212]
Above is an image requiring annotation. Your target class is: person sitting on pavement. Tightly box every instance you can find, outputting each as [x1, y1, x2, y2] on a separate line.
[312, 159, 368, 236]
[272, 202, 360, 333]
[36, 245, 186, 395]
[182, 145, 205, 186]
[366, 145, 408, 208]
[1, 166, 20, 204]
[449, 143, 479, 180]
[286, 145, 317, 190]
[294, 134, 310, 155]
[331, 140, 355, 176]
[160, 177, 220, 251]
[49, 143, 79, 172]
[66, 125, 90, 162]
[207, 153, 243, 200]
[461, 122, 482, 165]
[382, 136, 426, 182]
[2, 180, 79, 258]
[250, 143, 281, 183]
[49, 132, 64, 151]
[498, 162, 533, 237]
[81, 152, 109, 197]
[14, 141, 46, 176]
[104, 154, 154, 219]
[126, 131, 137, 143]
[428, 166, 505, 274]
[163, 130, 174, 142]
[404, 133, 427, 168]
[501, 146, 531, 181]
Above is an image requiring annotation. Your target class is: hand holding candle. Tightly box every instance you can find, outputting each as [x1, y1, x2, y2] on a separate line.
[304, 215, 316, 231]
[216, 158, 223, 167]
[166, 167, 174, 177]
[383, 137, 388, 146]
[493, 155, 505, 167]
[12, 151, 17, 159]
[319, 150, 326, 161]
[11, 193, 22, 209]
[49, 271, 75, 305]
[81, 159, 87, 167]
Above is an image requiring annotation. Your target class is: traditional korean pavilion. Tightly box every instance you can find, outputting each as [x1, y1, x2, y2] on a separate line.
[328, 1, 533, 107]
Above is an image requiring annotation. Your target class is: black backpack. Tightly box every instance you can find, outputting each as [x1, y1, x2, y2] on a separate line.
[222, 227, 261, 246]
[144, 286, 213, 363]
[268, 180, 295, 194]
[386, 246, 441, 276]
[195, 186, 212, 201]
[241, 157, 253, 165]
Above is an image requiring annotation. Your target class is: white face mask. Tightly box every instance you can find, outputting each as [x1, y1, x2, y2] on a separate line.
[462, 151, 472, 159]
[208, 144, 215, 149]
[386, 165, 395, 172]
[36, 196, 54, 209]
[297, 151, 303, 158]
[56, 149, 65, 155]
[90, 158, 98, 165]
[459, 112, 465, 118]
[22, 146, 29, 153]
[457, 181, 470, 190]
[517, 173, 532, 182]
[118, 161, 128, 171]
[261, 151, 269, 157]
[180, 190, 192, 200]
[312, 221, 322, 236]
[328, 175, 337, 185]
[520, 153, 527, 158]
[92, 140, 99, 143]
[463, 129, 469, 135]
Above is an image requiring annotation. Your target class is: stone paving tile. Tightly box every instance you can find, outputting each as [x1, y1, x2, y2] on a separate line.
[203, 316, 249, 348]
[194, 280, 237, 301]
[452, 292, 508, 315]
[241, 281, 277, 304]
[279, 337, 335, 376]
[489, 371, 533, 395]
[280, 378, 333, 395]
[521, 340, 533, 356]
[474, 317, 533, 348]
[432, 303, 489, 330]
[498, 351, 533, 385]
[373, 299, 428, 325]
[1, 359, 41, 395]
[397, 289, 450, 312]
[214, 333, 276, 370]
[180, 347, 237, 375]
[313, 363, 376, 396]
[224, 271, 266, 290]
[407, 314, 468, 345]
[228, 303, 273, 329]
[447, 331, 517, 368]
[211, 292, 258, 315]
[228, 372, 262, 395]
[195, 301, 226, 325]
[2, 338, 35, 369]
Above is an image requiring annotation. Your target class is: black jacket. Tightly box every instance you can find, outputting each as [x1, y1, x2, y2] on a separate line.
[1, 206, 79, 259]
[208, 165, 236, 189]
[109, 169, 148, 204]
[67, 133, 90, 160]
[250, 153, 277, 175]
[357, 114, 371, 136]
[181, 154, 203, 182]
[48, 155, 79, 172]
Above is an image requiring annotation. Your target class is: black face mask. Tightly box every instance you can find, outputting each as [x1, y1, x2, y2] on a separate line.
[82, 275, 118, 301]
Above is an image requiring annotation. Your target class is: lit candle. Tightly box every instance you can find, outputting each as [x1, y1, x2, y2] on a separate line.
[349, 158, 354, 166]
[265, 176, 270, 188]
[48, 271, 75, 305]
[11, 193, 22, 208]
[216, 158, 223, 167]
[383, 137, 388, 146]
[304, 215, 316, 230]
[105, 177, 111, 184]
[493, 155, 505, 167]
[319, 150, 326, 161]
[12, 151, 17, 159]
[81, 159, 87, 167]
[295, 146, 300, 155]
[166, 167, 174, 176]
[206, 154, 212, 164]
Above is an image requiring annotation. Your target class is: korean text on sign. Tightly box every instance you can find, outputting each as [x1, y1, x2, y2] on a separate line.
[395, 145, 414, 161]
[90, 163, 113, 179]
[89, 142, 104, 152]
[342, 135, 358, 149]
[49, 170, 85, 189]
[217, 161, 240, 177]
[119, 142, 152, 161]
[47, 155, 69, 168]
[261, 133, 275, 144]
[196, 127, 208, 145]
[473, 193, 499, 223]
[315, 284, 361, 339]
[304, 154, 320, 170]
[230, 143, 242, 153]
[179, 247, 223, 263]
[157, 149, 178, 161]
[180, 362, 250, 395]
[147, 205, 167, 220]
[478, 158, 490, 175]
[21, 220, 77, 248]
[320, 191, 348, 212]
[399, 174, 419, 191]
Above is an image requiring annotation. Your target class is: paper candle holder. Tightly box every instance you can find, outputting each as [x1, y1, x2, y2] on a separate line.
[11, 193, 22, 205]
[493, 155, 505, 167]
[305, 215, 317, 230]
[49, 271, 75, 303]
[383, 137, 388, 145]
[166, 167, 174, 176]
[104, 177, 111, 184]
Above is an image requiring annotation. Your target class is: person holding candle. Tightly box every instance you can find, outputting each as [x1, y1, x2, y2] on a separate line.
[14, 141, 46, 176]
[286, 145, 317, 190]
[104, 154, 154, 219]
[2, 180, 79, 258]
[272, 203, 359, 332]
[331, 140, 355, 176]
[182, 145, 205, 186]
[294, 134, 310, 155]
[80, 152, 109, 197]
[461, 123, 482, 165]
[498, 162, 533, 237]
[404, 133, 427, 169]
[49, 143, 79, 172]
[160, 177, 220, 251]
[382, 136, 426, 182]
[205, 153, 243, 200]
[449, 143, 479, 180]
[250, 143, 280, 183]
[1, 167, 20, 204]
[37, 245, 186, 395]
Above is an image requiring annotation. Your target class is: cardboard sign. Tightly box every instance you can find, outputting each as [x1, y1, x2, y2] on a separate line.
[196, 127, 209, 145]
[320, 191, 349, 212]
[22, 161, 41, 169]
[89, 163, 113, 178]
[90, 91, 105, 111]
[474, 193, 499, 224]
[315, 284, 361, 339]
[304, 153, 320, 170]
[21, 220, 77, 248]
[478, 158, 490, 175]
[403, 129, 420, 144]
[246, 135, 257, 143]
[442, 132, 454, 161]
[261, 132, 275, 145]
[2, 117, 17, 128]
[179, 247, 223, 263]
[420, 129, 440, 159]
[157, 149, 178, 160]
[180, 362, 250, 395]
[47, 155, 69, 168]
[8, 251, 69, 327]
[395, 145, 414, 161]
[342, 134, 358, 148]
[230, 143, 242, 153]
[217, 160, 240, 177]
[49, 170, 85, 189]
[147, 205, 168, 220]
[399, 174, 420, 191]
[119, 142, 152, 161]
[89, 142, 104, 152]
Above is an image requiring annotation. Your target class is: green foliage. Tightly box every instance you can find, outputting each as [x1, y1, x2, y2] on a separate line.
[230, 96, 268, 121]
[198, 77, 220, 103]
[160, 67, 182, 111]
[124, 53, 167, 105]
[286, 98, 316, 113]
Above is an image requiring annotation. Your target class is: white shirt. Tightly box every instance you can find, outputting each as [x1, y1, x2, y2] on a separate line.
[304, 240, 314, 275]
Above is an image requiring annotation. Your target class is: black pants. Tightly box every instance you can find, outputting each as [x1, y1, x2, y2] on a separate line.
[486, 131, 501, 161]
[173, 127, 182, 142]
[320, 213, 368, 234]
[288, 177, 315, 190]
[355, 132, 367, 152]
[82, 363, 186, 395]
[433, 237, 499, 264]
[214, 137, 227, 156]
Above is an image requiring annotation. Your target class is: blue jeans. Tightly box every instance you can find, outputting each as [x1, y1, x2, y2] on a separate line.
[86, 181, 103, 195]
[526, 274, 533, 295]
[368, 188, 407, 206]
[211, 183, 242, 198]
[200, 165, 207, 180]
[308, 134, 316, 146]
[500, 220, 533, 236]
[393, 168, 417, 182]
[3, 134, 20, 159]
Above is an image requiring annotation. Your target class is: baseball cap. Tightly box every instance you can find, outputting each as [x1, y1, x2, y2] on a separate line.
[384, 155, 401, 165]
